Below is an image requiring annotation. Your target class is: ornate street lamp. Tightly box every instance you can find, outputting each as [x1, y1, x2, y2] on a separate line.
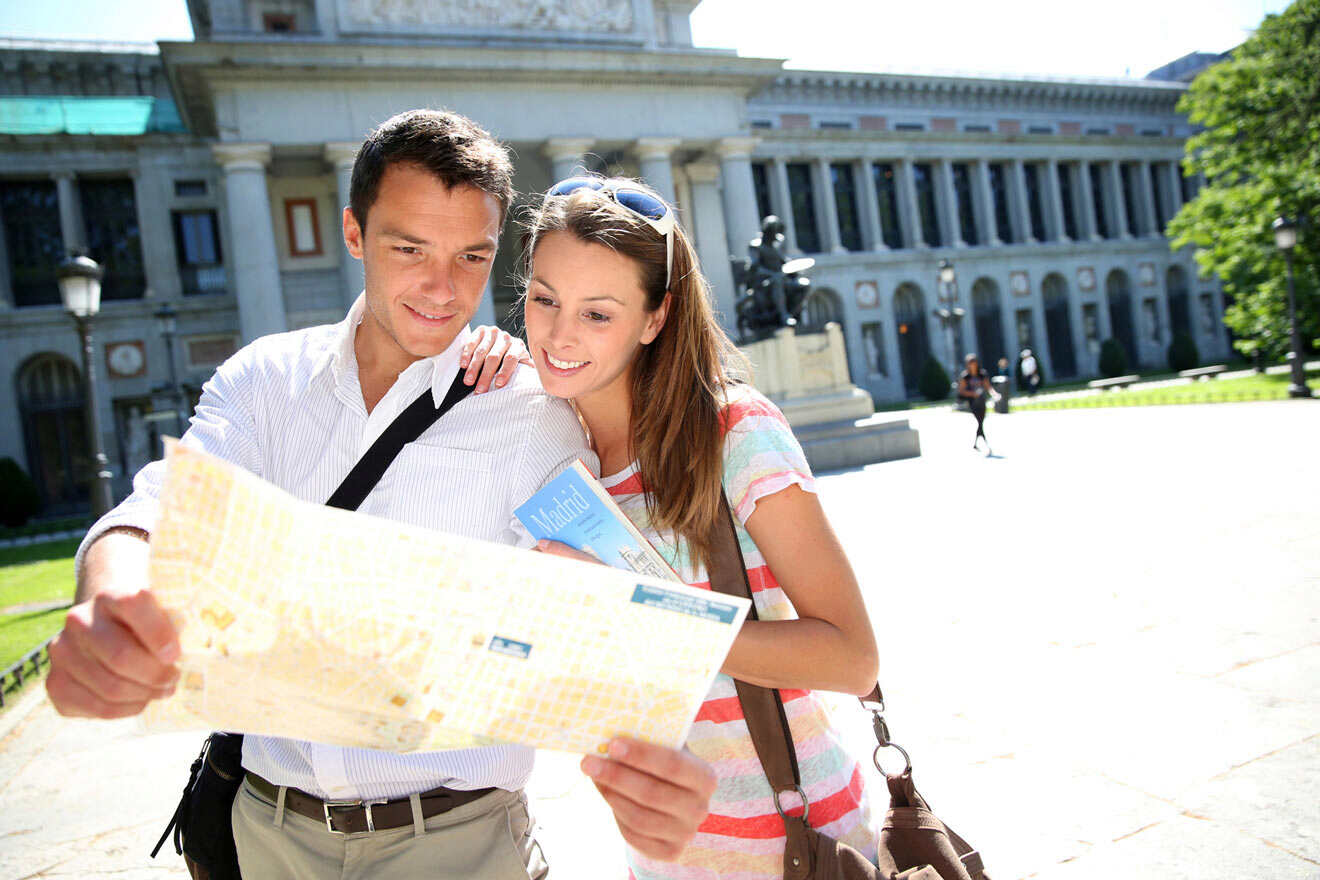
[932, 259, 966, 380]
[56, 252, 115, 517]
[153, 303, 187, 435]
[1272, 216, 1313, 399]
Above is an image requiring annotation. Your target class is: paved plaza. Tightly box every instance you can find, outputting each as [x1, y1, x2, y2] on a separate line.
[1, 400, 1316, 879]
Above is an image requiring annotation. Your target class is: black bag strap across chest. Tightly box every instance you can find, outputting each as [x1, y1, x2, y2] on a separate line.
[324, 371, 475, 511]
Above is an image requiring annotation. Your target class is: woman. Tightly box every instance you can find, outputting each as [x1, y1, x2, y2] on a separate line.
[958, 353, 999, 455]
[520, 176, 880, 878]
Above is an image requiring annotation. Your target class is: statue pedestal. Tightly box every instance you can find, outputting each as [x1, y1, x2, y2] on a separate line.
[740, 324, 921, 471]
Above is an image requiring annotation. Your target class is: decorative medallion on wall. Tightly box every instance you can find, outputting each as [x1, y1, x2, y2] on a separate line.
[1077, 266, 1097, 292]
[1138, 262, 1157, 287]
[1009, 271, 1030, 297]
[106, 341, 147, 379]
[854, 280, 879, 309]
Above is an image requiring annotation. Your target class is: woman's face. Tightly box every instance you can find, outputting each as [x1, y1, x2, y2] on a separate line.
[523, 231, 669, 405]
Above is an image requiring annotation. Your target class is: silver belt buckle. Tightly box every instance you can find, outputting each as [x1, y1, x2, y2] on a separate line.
[322, 799, 374, 834]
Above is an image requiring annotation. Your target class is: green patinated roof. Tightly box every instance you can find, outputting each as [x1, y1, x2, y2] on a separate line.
[0, 96, 186, 136]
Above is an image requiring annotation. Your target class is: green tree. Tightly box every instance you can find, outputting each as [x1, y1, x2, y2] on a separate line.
[918, 356, 951, 401]
[1168, 0, 1320, 362]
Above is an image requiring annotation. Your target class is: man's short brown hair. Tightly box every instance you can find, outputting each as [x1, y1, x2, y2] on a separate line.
[349, 109, 515, 232]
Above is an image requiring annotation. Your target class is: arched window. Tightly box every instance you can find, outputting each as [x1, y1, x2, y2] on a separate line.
[1106, 269, 1137, 364]
[893, 283, 930, 395]
[1167, 265, 1192, 338]
[970, 278, 1005, 371]
[1041, 273, 1076, 377]
[16, 353, 90, 512]
[800, 287, 844, 332]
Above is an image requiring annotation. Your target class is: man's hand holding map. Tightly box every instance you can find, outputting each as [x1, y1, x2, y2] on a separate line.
[145, 443, 748, 755]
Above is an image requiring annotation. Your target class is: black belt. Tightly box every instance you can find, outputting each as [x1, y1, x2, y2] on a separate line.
[246, 772, 497, 834]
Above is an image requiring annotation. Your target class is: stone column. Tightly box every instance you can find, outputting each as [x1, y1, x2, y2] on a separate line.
[212, 142, 287, 342]
[898, 159, 926, 249]
[881, 290, 904, 385]
[325, 141, 364, 310]
[813, 159, 845, 254]
[1009, 159, 1036, 244]
[1165, 161, 1185, 215]
[853, 159, 885, 251]
[715, 137, 761, 259]
[1135, 160, 1160, 239]
[685, 160, 738, 328]
[634, 137, 681, 206]
[936, 160, 966, 248]
[972, 160, 1001, 246]
[1031, 290, 1054, 379]
[52, 171, 87, 252]
[1074, 160, 1100, 241]
[542, 138, 595, 183]
[768, 159, 798, 253]
[1106, 161, 1132, 240]
[1044, 159, 1068, 243]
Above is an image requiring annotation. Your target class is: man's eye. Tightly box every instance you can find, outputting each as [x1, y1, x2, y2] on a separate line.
[394, 246, 419, 255]
[462, 253, 488, 263]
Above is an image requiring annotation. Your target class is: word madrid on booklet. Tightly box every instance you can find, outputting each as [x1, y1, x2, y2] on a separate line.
[144, 443, 749, 755]
[515, 460, 679, 582]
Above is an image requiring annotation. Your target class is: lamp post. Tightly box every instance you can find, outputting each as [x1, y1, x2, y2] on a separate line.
[932, 259, 966, 380]
[1272, 216, 1313, 399]
[153, 303, 187, 435]
[56, 253, 115, 517]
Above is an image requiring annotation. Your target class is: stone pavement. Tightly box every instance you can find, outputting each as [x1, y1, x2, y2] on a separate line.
[1, 400, 1317, 879]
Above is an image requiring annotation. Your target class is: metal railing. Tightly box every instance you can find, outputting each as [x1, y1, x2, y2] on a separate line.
[0, 636, 54, 708]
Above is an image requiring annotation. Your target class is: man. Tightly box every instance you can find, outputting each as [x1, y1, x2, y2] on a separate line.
[45, 109, 716, 878]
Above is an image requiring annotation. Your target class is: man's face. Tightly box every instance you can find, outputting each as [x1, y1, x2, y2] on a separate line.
[343, 162, 502, 365]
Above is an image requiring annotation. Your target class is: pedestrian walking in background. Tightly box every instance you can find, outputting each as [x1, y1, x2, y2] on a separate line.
[1019, 348, 1041, 396]
[959, 353, 1000, 455]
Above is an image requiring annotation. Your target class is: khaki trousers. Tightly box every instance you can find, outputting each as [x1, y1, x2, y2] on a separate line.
[230, 776, 549, 879]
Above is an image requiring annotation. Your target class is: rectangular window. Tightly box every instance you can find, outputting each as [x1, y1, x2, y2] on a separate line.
[1150, 163, 1168, 230]
[0, 179, 65, 308]
[1144, 298, 1161, 342]
[1086, 127, 1111, 136]
[263, 12, 296, 31]
[1023, 164, 1047, 241]
[1140, 129, 1163, 137]
[871, 163, 903, 250]
[284, 198, 323, 257]
[1087, 163, 1110, 239]
[818, 121, 853, 130]
[861, 322, 887, 375]
[951, 163, 978, 247]
[912, 163, 941, 247]
[1057, 164, 1078, 240]
[80, 177, 145, 301]
[172, 210, 226, 295]
[1082, 303, 1100, 342]
[750, 162, 773, 226]
[988, 163, 1013, 244]
[173, 179, 207, 197]
[894, 122, 925, 132]
[750, 120, 774, 129]
[963, 124, 992, 133]
[1119, 164, 1140, 236]
[785, 163, 821, 254]
[1015, 308, 1035, 352]
[1027, 125, 1054, 135]
[830, 163, 862, 251]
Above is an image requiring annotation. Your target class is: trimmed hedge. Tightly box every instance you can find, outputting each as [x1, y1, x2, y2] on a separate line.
[1099, 338, 1129, 378]
[1168, 332, 1200, 372]
[919, 356, 952, 401]
[0, 458, 42, 529]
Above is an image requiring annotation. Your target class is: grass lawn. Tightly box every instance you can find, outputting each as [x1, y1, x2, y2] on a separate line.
[0, 538, 78, 672]
[1013, 368, 1320, 411]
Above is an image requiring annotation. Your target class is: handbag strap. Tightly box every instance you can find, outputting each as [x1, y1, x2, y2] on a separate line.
[324, 370, 474, 511]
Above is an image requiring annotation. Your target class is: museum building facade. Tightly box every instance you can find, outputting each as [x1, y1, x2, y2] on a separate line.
[0, 0, 1227, 512]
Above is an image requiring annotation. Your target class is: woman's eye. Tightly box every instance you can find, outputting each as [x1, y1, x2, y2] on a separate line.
[532, 295, 556, 308]
[585, 311, 610, 323]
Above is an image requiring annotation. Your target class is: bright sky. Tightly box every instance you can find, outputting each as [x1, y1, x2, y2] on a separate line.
[0, 0, 1294, 80]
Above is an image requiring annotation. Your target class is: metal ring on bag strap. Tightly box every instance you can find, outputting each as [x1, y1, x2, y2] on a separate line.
[772, 785, 810, 825]
[873, 741, 913, 777]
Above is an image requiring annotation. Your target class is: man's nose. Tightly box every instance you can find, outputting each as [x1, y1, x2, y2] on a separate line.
[419, 258, 456, 303]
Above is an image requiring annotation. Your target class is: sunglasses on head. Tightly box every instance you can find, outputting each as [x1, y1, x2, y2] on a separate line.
[546, 177, 675, 290]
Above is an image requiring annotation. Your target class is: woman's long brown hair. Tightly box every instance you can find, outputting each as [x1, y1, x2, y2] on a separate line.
[520, 179, 748, 570]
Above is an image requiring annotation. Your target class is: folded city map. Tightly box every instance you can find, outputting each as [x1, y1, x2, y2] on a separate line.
[142, 443, 749, 755]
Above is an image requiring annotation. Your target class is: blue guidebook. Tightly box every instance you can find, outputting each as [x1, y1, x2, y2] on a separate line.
[515, 460, 680, 583]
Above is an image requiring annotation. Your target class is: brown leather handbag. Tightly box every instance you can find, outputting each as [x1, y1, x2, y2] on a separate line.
[706, 494, 991, 880]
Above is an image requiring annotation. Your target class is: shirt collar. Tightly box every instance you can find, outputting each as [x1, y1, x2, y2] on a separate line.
[324, 294, 475, 407]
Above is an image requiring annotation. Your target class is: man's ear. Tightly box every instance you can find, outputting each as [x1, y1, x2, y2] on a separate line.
[343, 206, 364, 260]
[641, 292, 672, 345]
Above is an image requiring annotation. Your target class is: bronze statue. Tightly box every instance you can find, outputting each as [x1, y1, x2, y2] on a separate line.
[730, 215, 815, 342]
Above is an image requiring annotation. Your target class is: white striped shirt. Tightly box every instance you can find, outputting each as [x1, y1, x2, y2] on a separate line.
[79, 295, 593, 801]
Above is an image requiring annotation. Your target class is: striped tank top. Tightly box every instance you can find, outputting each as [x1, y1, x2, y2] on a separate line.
[600, 385, 879, 879]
